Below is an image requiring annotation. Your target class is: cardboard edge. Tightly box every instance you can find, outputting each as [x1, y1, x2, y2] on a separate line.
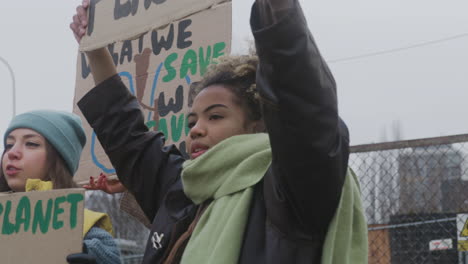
[79, 0, 232, 52]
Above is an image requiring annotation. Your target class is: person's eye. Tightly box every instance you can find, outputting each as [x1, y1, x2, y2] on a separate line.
[209, 114, 224, 121]
[26, 142, 40, 148]
[4, 143, 13, 150]
[187, 121, 196, 129]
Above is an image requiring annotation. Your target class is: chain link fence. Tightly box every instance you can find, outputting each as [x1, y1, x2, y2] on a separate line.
[350, 134, 468, 264]
[87, 133, 468, 264]
[85, 191, 149, 264]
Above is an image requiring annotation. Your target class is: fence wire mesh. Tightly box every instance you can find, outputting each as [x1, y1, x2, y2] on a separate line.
[85, 191, 149, 264]
[86, 133, 468, 264]
[351, 134, 468, 264]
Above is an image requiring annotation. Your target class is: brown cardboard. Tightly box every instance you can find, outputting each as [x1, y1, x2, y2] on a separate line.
[80, 0, 229, 51]
[0, 189, 85, 263]
[73, 2, 232, 183]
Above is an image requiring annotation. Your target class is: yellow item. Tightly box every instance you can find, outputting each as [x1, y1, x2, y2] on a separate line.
[25, 179, 53, 191]
[83, 209, 114, 236]
[25, 179, 114, 237]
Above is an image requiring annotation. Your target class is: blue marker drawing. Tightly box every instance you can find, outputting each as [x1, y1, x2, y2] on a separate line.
[120, 71, 135, 95]
[147, 63, 164, 121]
[89, 71, 134, 173]
[91, 132, 116, 174]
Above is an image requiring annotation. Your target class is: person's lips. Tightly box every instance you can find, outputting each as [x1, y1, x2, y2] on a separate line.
[191, 143, 209, 159]
[5, 164, 21, 176]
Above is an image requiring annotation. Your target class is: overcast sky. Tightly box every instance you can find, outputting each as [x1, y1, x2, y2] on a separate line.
[1, 0, 467, 150]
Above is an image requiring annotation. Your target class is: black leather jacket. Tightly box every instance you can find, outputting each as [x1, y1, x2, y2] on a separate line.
[78, 1, 349, 263]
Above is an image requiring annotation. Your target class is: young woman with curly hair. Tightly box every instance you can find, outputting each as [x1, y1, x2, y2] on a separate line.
[70, 0, 368, 263]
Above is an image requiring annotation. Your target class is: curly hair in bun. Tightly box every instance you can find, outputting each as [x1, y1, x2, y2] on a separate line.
[194, 55, 263, 124]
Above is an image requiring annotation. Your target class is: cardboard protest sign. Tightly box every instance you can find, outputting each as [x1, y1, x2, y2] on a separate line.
[80, 0, 228, 51]
[73, 2, 232, 183]
[0, 189, 85, 263]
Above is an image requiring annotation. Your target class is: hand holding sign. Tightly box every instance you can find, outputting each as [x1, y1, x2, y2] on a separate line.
[84, 173, 126, 194]
[70, 0, 89, 43]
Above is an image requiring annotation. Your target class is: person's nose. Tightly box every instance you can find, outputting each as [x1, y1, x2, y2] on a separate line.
[189, 121, 207, 140]
[6, 144, 22, 160]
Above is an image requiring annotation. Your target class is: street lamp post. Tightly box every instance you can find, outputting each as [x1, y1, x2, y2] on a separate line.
[0, 56, 16, 118]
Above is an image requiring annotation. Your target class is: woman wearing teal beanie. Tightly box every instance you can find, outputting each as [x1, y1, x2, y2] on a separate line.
[1, 110, 121, 264]
[1, 110, 85, 190]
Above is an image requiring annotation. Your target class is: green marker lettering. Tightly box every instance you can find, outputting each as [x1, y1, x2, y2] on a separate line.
[213, 42, 226, 59]
[199, 46, 212, 76]
[52, 196, 66, 230]
[163, 53, 178, 82]
[171, 114, 185, 142]
[2, 201, 15, 235]
[15, 196, 31, 233]
[67, 193, 84, 229]
[146, 120, 157, 130]
[185, 117, 190, 136]
[32, 199, 53, 234]
[180, 49, 197, 78]
[159, 118, 168, 140]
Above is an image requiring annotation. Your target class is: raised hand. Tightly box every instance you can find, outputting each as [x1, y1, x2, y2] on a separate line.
[70, 0, 90, 43]
[69, 0, 117, 86]
[83, 173, 126, 194]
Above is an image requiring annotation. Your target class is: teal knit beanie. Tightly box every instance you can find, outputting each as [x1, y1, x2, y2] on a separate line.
[3, 110, 86, 175]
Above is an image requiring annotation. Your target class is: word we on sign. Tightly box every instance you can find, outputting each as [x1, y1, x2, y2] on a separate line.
[80, 0, 227, 51]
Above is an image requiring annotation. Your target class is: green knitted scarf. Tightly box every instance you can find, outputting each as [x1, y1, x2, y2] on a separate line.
[181, 133, 271, 264]
[321, 168, 369, 264]
[180, 133, 368, 264]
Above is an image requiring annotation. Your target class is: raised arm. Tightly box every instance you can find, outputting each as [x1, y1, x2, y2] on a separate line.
[70, 0, 116, 85]
[70, 0, 185, 221]
[252, 0, 349, 237]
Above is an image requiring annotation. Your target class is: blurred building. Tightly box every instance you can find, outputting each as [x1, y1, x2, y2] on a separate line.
[397, 145, 464, 214]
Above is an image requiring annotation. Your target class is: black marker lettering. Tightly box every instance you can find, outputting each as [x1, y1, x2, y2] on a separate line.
[107, 44, 120, 66]
[81, 53, 91, 79]
[158, 85, 184, 117]
[144, 0, 167, 10]
[151, 24, 174, 55]
[177, 19, 192, 49]
[87, 0, 102, 36]
[120, 40, 133, 64]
